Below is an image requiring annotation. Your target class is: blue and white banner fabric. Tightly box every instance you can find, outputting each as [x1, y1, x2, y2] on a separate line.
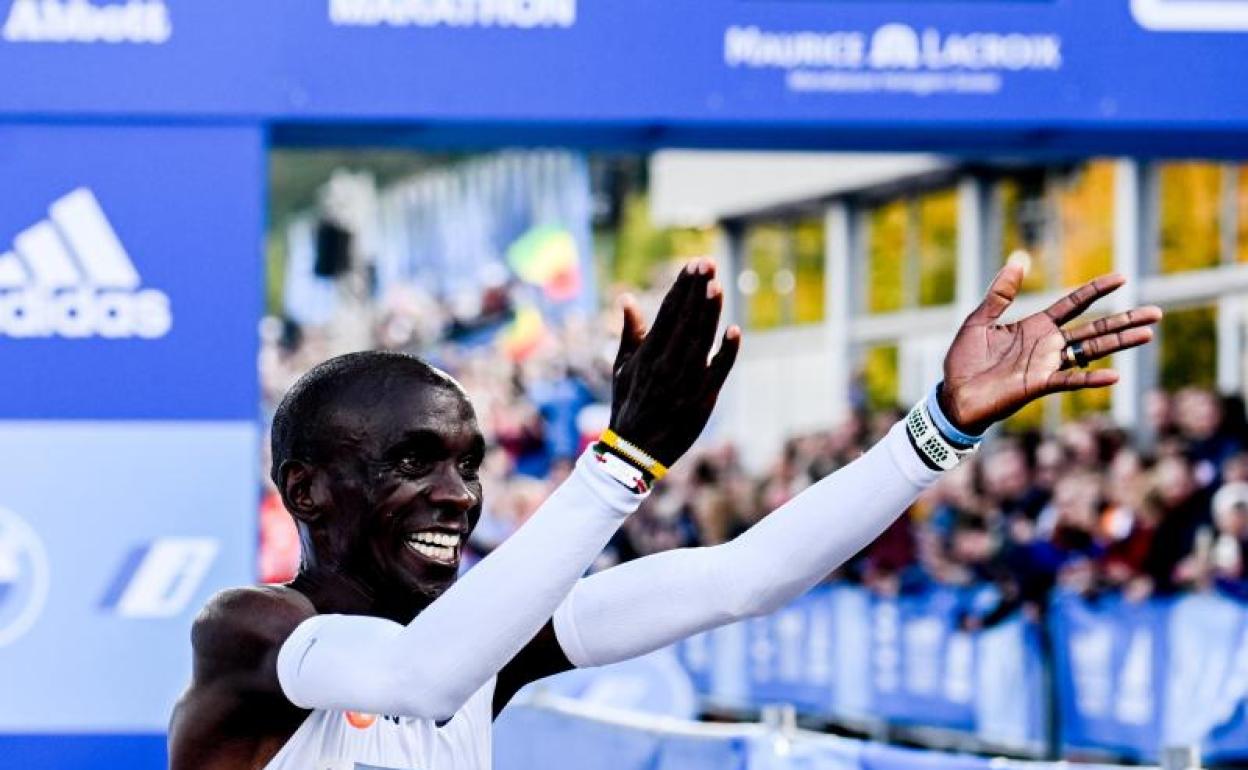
[676, 585, 1046, 749]
[1052, 590, 1248, 763]
[0, 123, 262, 733]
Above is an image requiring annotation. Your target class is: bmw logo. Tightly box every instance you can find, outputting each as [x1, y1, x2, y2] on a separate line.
[0, 507, 49, 647]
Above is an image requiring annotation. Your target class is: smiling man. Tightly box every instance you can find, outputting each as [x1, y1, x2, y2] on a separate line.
[169, 256, 1160, 770]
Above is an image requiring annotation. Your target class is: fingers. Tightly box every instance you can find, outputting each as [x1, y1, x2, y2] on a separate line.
[613, 294, 648, 372]
[968, 253, 1027, 323]
[1061, 326, 1155, 370]
[1046, 368, 1120, 393]
[691, 278, 725, 360]
[646, 258, 713, 350]
[704, 325, 742, 400]
[1043, 273, 1126, 326]
[1062, 306, 1163, 344]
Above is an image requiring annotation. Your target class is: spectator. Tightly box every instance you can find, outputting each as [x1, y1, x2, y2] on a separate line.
[1145, 455, 1213, 595]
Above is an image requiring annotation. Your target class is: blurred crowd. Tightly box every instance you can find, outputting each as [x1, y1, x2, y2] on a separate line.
[257, 276, 1248, 628]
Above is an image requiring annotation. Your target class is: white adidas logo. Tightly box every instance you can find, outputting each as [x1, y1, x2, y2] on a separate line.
[0, 188, 173, 339]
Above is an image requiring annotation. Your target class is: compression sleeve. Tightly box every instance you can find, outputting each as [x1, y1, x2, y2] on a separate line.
[276, 448, 643, 720]
[552, 419, 941, 668]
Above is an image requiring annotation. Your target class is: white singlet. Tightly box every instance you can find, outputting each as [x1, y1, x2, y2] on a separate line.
[262, 678, 496, 770]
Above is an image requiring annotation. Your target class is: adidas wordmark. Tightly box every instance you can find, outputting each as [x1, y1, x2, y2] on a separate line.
[0, 188, 173, 339]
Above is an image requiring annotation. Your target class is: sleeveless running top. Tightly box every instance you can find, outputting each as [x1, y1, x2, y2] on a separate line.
[262, 678, 495, 770]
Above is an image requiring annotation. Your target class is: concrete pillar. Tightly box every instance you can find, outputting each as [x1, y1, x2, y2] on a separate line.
[1112, 159, 1158, 438]
[721, 220, 746, 329]
[1218, 165, 1244, 397]
[956, 174, 994, 317]
[825, 201, 853, 422]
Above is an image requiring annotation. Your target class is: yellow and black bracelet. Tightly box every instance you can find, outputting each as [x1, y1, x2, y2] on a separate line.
[598, 429, 668, 480]
[591, 430, 668, 494]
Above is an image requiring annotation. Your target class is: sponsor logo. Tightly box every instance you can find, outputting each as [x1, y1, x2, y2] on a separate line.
[345, 711, 378, 729]
[0, 507, 50, 647]
[0, 188, 173, 339]
[99, 537, 218, 618]
[329, 0, 575, 29]
[724, 23, 1062, 96]
[3, 0, 170, 44]
[344, 711, 409, 729]
[1131, 0, 1248, 32]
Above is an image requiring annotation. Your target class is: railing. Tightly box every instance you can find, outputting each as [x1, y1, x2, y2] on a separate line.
[661, 584, 1248, 765]
[496, 692, 1201, 770]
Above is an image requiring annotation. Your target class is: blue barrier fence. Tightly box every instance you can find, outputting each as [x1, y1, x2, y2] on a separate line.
[495, 695, 1133, 770]
[674, 584, 1248, 763]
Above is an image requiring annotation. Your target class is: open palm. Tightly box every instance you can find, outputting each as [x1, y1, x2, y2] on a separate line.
[938, 257, 1163, 435]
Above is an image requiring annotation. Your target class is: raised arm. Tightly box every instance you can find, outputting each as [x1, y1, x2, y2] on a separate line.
[272, 260, 740, 721]
[549, 257, 1162, 669]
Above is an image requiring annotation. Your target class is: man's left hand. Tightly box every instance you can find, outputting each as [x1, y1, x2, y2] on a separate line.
[939, 254, 1163, 435]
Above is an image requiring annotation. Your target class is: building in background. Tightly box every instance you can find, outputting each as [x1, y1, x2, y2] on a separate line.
[651, 153, 1248, 468]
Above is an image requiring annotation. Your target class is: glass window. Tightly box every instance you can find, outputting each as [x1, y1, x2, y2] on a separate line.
[1159, 162, 1223, 274]
[917, 188, 957, 307]
[741, 217, 826, 330]
[1161, 305, 1218, 390]
[865, 189, 958, 313]
[743, 223, 786, 330]
[866, 200, 907, 313]
[792, 218, 826, 325]
[1058, 161, 1115, 287]
[999, 174, 1050, 294]
[999, 162, 1116, 291]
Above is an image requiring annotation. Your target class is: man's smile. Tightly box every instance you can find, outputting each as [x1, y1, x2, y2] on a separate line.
[404, 528, 464, 566]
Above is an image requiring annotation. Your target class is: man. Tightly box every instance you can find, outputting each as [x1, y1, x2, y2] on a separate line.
[169, 255, 1160, 770]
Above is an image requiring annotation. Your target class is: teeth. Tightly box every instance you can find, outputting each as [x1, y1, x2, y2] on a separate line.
[406, 533, 459, 563]
[407, 531, 460, 548]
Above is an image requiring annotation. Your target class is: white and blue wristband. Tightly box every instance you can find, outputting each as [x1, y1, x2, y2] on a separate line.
[927, 382, 984, 448]
[905, 383, 983, 472]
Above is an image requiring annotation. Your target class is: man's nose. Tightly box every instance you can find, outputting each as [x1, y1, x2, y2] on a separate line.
[427, 465, 477, 513]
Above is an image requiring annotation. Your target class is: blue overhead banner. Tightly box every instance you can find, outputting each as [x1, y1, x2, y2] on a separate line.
[0, 1, 1246, 152]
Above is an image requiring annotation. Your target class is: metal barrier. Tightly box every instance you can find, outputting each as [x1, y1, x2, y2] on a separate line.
[497, 690, 1194, 770]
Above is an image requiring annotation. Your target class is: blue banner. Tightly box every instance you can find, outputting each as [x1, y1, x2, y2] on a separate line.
[1051, 591, 1248, 763]
[0, 124, 263, 421]
[867, 587, 975, 731]
[495, 702, 1124, 770]
[677, 585, 1046, 748]
[0, 122, 263, 747]
[0, 2, 1245, 153]
[0, 423, 257, 731]
[1050, 592, 1170, 759]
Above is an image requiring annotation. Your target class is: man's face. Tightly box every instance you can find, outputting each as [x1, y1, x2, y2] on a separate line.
[325, 379, 485, 601]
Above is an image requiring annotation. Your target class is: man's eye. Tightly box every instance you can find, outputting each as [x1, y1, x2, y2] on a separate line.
[459, 458, 482, 479]
[398, 457, 432, 475]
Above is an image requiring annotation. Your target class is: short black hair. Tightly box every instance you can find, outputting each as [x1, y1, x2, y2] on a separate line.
[269, 351, 454, 486]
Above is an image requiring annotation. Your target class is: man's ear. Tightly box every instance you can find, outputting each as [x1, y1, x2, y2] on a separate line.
[279, 459, 331, 524]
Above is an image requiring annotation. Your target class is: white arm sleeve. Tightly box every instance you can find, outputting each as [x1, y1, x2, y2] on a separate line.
[552, 420, 941, 668]
[276, 448, 643, 720]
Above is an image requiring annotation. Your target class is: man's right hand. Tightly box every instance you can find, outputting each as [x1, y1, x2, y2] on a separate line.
[608, 258, 741, 467]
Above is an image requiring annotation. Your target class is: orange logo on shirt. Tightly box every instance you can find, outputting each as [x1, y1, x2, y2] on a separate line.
[344, 711, 377, 729]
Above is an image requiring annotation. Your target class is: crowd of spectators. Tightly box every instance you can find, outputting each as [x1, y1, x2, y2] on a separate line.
[257, 274, 1248, 629]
